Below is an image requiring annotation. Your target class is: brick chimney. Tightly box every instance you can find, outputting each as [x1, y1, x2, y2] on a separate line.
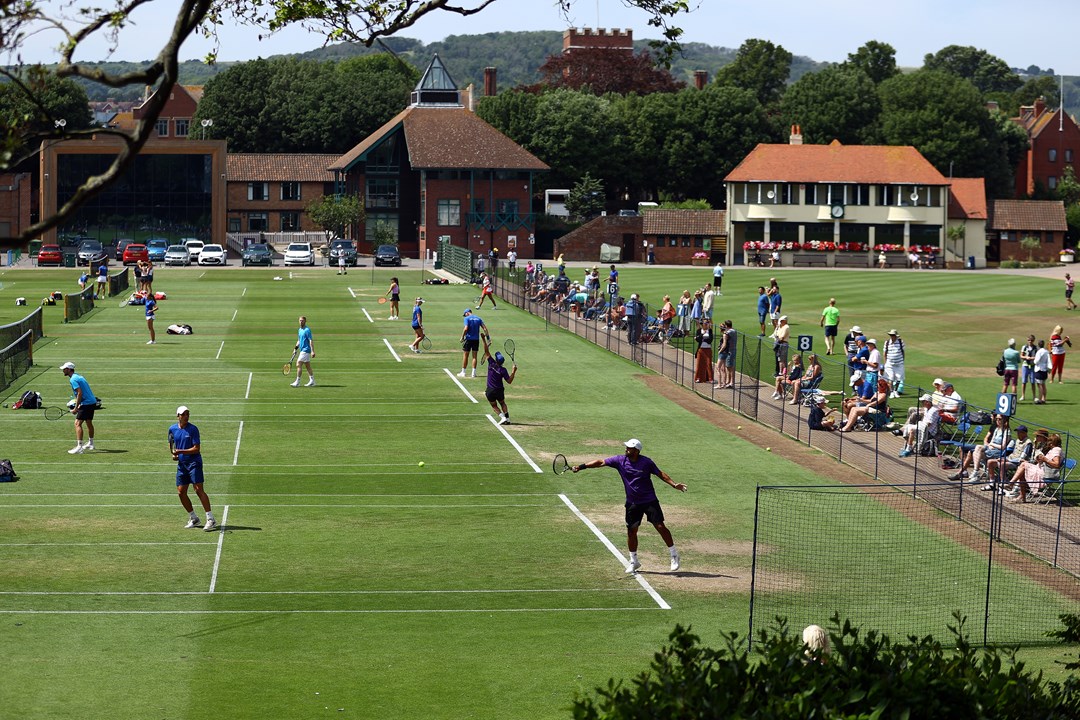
[693, 70, 708, 90]
[483, 67, 497, 97]
[1034, 96, 1046, 118]
[789, 124, 803, 145]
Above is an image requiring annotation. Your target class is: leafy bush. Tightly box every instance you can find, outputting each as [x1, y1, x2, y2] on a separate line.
[571, 615, 1080, 719]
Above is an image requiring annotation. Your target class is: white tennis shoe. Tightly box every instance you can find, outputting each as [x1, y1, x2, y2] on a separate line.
[305, 379, 316, 387]
[184, 517, 201, 529]
[67, 444, 84, 454]
[290, 380, 300, 387]
[203, 519, 219, 532]
[670, 550, 680, 572]
[625, 559, 642, 574]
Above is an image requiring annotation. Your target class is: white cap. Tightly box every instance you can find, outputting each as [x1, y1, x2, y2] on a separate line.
[624, 438, 643, 451]
[850, 371, 863, 385]
[176, 406, 190, 415]
[919, 394, 933, 402]
[933, 378, 944, 386]
[630, 293, 638, 300]
[59, 361, 75, 370]
[867, 338, 877, 345]
[778, 315, 788, 322]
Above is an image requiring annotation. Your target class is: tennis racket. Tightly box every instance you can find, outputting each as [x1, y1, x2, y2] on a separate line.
[377, 297, 387, 304]
[552, 454, 573, 475]
[43, 406, 69, 421]
[504, 338, 516, 363]
[169, 431, 178, 462]
[474, 295, 482, 306]
[420, 335, 432, 351]
[282, 349, 297, 376]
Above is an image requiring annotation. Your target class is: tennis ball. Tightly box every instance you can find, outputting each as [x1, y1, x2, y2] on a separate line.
[766, 447, 772, 452]
[737, 425, 742, 429]
[418, 461, 425, 467]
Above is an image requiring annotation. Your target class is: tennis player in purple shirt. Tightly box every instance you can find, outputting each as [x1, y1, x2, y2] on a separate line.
[572, 438, 687, 573]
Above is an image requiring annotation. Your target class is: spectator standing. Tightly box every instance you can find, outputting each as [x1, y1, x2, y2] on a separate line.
[571, 439, 686, 573]
[883, 329, 906, 398]
[1049, 325, 1071, 383]
[1019, 334, 1038, 402]
[767, 279, 782, 330]
[1033, 340, 1051, 404]
[756, 287, 769, 336]
[677, 290, 692, 334]
[702, 283, 714, 320]
[864, 338, 881, 386]
[1066, 273, 1076, 311]
[771, 315, 791, 377]
[658, 295, 675, 341]
[713, 262, 724, 295]
[820, 298, 840, 355]
[843, 325, 863, 370]
[694, 319, 714, 384]
[690, 290, 703, 326]
[1001, 338, 1021, 394]
[507, 249, 517, 274]
[625, 293, 642, 345]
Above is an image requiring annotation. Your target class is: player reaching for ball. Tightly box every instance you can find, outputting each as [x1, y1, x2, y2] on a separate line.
[572, 439, 686, 573]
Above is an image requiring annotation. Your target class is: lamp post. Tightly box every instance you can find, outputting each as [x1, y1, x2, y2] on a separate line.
[200, 118, 213, 139]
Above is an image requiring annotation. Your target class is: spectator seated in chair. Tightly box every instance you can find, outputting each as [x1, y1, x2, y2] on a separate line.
[772, 354, 803, 400]
[937, 382, 963, 423]
[808, 395, 837, 431]
[789, 354, 822, 405]
[838, 377, 890, 432]
[895, 394, 940, 457]
[985, 425, 1034, 490]
[842, 371, 874, 415]
[1006, 432, 1062, 502]
[948, 414, 1013, 483]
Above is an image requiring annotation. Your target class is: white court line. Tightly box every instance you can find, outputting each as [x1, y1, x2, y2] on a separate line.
[245, 372, 252, 399]
[199, 271, 206, 278]
[558, 494, 670, 610]
[233, 422, 244, 465]
[0, 608, 659, 615]
[347, 287, 356, 298]
[1, 587, 640, 596]
[208, 505, 229, 593]
[444, 368, 478, 403]
[215, 340, 225, 360]
[0, 542, 212, 547]
[231, 309, 237, 321]
[383, 338, 402, 362]
[242, 287, 247, 297]
[362, 308, 373, 323]
[486, 414, 542, 473]
[0, 503, 550, 509]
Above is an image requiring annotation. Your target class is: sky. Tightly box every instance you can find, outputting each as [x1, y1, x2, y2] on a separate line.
[11, 0, 1078, 75]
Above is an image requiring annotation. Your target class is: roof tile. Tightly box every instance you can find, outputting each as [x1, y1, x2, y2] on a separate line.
[989, 200, 1067, 231]
[726, 141, 948, 185]
[642, 209, 726, 236]
[227, 154, 338, 182]
[947, 178, 987, 220]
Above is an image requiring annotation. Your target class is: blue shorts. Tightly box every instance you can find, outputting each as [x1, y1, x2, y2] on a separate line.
[1021, 366, 1034, 383]
[758, 312, 767, 324]
[176, 460, 205, 487]
[824, 325, 838, 337]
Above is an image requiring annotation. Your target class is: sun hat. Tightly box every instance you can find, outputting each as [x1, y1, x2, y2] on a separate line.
[778, 315, 788, 321]
[933, 378, 944, 386]
[851, 325, 862, 333]
[867, 338, 877, 345]
[888, 329, 898, 335]
[624, 438, 643, 451]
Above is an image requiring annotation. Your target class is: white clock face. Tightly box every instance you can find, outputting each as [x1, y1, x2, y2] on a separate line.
[831, 205, 843, 218]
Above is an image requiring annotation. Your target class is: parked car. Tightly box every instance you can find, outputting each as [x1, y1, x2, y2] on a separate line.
[374, 244, 401, 267]
[146, 238, 169, 262]
[77, 239, 108, 265]
[241, 243, 274, 267]
[37, 244, 63, 266]
[617, 209, 639, 217]
[182, 238, 204, 261]
[122, 244, 149, 265]
[283, 242, 315, 266]
[114, 238, 138, 258]
[329, 239, 358, 267]
[197, 244, 227, 266]
[164, 245, 191, 266]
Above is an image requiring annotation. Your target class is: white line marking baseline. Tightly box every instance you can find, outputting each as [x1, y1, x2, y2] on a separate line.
[486, 414, 542, 473]
[444, 368, 478, 403]
[209, 505, 229, 593]
[0, 608, 660, 615]
[0, 588, 640, 596]
[558, 494, 670, 610]
[233, 422, 244, 466]
[383, 338, 402, 362]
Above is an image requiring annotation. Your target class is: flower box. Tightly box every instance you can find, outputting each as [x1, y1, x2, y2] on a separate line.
[1062, 253, 1075, 263]
[691, 257, 709, 266]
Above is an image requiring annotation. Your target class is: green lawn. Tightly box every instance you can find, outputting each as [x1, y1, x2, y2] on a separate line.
[0, 263, 1077, 717]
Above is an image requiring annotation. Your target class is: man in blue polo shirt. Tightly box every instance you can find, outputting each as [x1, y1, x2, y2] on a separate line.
[458, 308, 489, 378]
[60, 361, 97, 454]
[169, 405, 218, 531]
[572, 439, 687, 574]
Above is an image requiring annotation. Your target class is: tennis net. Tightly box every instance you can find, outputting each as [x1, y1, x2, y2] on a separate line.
[64, 287, 96, 323]
[0, 329, 34, 394]
[0, 306, 44, 349]
[108, 266, 130, 297]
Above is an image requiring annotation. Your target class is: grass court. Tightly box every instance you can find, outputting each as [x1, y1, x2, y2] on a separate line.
[0, 262, 1077, 718]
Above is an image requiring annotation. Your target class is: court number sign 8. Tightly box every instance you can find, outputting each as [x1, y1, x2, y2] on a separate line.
[797, 335, 813, 352]
[996, 392, 1016, 417]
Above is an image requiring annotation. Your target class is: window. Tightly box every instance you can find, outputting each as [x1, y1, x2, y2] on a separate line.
[248, 183, 269, 201]
[174, 119, 189, 137]
[228, 217, 241, 233]
[739, 183, 796, 204]
[280, 211, 300, 231]
[437, 199, 460, 226]
[366, 178, 398, 208]
[1049, 148, 1058, 162]
[496, 199, 519, 215]
[1067, 149, 1074, 163]
[1049, 176, 1058, 190]
[365, 214, 399, 244]
[281, 182, 300, 201]
[155, 118, 169, 137]
[247, 213, 268, 231]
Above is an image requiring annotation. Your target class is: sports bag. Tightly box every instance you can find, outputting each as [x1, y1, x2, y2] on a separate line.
[13, 390, 41, 409]
[995, 356, 1005, 376]
[166, 324, 193, 335]
[0, 459, 18, 482]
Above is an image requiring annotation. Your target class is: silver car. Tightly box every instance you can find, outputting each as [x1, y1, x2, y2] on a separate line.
[164, 245, 191, 266]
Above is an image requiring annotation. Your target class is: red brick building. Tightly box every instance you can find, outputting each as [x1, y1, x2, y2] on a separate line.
[1012, 98, 1080, 197]
[129, 84, 204, 140]
[562, 27, 634, 53]
[226, 154, 337, 234]
[988, 199, 1068, 262]
[330, 55, 548, 259]
[0, 173, 33, 242]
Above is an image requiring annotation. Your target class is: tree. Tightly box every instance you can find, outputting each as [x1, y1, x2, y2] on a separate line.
[780, 64, 882, 145]
[0, 72, 93, 167]
[565, 173, 605, 221]
[845, 40, 898, 85]
[1013, 75, 1062, 113]
[571, 618, 1080, 718]
[529, 48, 684, 95]
[527, 89, 618, 188]
[306, 193, 364, 242]
[1, 0, 690, 243]
[923, 44, 1023, 94]
[1021, 234, 1042, 261]
[713, 38, 793, 107]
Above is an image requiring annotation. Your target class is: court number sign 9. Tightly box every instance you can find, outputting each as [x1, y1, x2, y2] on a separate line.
[797, 335, 813, 352]
[996, 392, 1016, 417]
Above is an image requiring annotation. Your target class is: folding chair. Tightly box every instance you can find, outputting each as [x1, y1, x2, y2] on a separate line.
[937, 422, 980, 469]
[796, 374, 824, 406]
[1032, 457, 1076, 505]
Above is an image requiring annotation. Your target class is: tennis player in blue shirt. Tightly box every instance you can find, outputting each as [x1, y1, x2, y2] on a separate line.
[573, 439, 687, 573]
[145, 293, 157, 345]
[60, 361, 97, 454]
[291, 315, 315, 387]
[458, 308, 489, 378]
[169, 405, 218, 531]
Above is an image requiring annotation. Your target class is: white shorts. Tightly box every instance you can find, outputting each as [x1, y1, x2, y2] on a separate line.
[297, 351, 312, 363]
[770, 311, 780, 320]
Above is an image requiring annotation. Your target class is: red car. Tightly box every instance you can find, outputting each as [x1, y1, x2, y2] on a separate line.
[37, 244, 63, 266]
[122, 244, 149, 265]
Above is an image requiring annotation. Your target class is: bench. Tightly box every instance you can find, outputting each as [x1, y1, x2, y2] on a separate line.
[834, 254, 869, 268]
[791, 253, 828, 267]
[880, 254, 907, 268]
